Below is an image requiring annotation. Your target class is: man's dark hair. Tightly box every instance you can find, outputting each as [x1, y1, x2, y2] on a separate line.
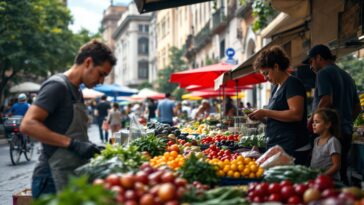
[165, 93, 171, 98]
[254, 46, 290, 71]
[101, 95, 107, 100]
[75, 39, 117, 66]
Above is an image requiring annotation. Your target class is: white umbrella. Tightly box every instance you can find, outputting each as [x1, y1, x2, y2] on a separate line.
[10, 82, 41, 93]
[82, 88, 104, 99]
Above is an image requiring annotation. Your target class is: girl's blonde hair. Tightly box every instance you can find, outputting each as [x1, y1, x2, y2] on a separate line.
[314, 108, 341, 139]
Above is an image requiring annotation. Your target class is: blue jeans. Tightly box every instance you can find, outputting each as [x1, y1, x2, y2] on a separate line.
[31, 175, 56, 199]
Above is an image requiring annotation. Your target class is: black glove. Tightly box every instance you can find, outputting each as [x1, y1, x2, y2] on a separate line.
[67, 138, 101, 159]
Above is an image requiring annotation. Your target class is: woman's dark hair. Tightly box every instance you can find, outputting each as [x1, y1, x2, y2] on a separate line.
[75, 39, 117, 66]
[254, 46, 290, 71]
[314, 108, 341, 139]
[113, 103, 119, 109]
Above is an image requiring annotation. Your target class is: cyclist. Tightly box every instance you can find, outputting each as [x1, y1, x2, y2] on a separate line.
[9, 93, 30, 116]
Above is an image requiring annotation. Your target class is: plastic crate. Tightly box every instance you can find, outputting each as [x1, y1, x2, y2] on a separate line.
[220, 177, 262, 186]
[12, 189, 32, 205]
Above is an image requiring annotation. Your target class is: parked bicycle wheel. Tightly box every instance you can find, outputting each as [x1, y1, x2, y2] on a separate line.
[9, 134, 22, 165]
[24, 136, 34, 161]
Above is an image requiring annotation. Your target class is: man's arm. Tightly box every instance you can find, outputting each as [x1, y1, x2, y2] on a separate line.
[20, 105, 71, 148]
[317, 95, 332, 109]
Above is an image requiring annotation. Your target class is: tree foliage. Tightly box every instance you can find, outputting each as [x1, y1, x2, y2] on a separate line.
[0, 0, 99, 102]
[337, 54, 364, 91]
[156, 47, 187, 100]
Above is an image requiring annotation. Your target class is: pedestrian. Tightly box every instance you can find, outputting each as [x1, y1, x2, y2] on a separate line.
[145, 98, 157, 121]
[192, 99, 210, 120]
[303, 44, 361, 184]
[224, 97, 236, 117]
[20, 39, 116, 197]
[310, 108, 341, 181]
[96, 95, 111, 143]
[108, 103, 122, 139]
[248, 46, 310, 166]
[157, 93, 175, 126]
[9, 93, 30, 116]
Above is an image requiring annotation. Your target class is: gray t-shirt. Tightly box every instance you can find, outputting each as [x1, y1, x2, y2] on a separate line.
[310, 137, 341, 181]
[32, 74, 81, 177]
[312, 64, 360, 135]
[157, 99, 175, 123]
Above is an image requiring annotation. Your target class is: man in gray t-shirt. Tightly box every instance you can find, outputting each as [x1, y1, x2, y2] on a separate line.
[303, 44, 361, 184]
[157, 93, 175, 126]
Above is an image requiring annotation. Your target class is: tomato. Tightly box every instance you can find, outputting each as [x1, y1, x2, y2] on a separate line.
[139, 194, 154, 205]
[321, 189, 339, 198]
[287, 196, 301, 204]
[294, 184, 309, 196]
[268, 193, 282, 202]
[135, 171, 149, 184]
[280, 180, 293, 187]
[106, 174, 120, 186]
[253, 196, 265, 203]
[314, 175, 333, 190]
[158, 183, 176, 202]
[268, 183, 281, 194]
[255, 184, 268, 196]
[124, 190, 137, 201]
[281, 185, 296, 200]
[167, 141, 174, 146]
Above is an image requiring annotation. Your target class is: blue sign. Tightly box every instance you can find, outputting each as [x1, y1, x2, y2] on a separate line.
[226, 48, 235, 58]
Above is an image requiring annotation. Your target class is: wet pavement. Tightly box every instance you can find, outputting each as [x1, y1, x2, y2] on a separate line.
[0, 124, 103, 205]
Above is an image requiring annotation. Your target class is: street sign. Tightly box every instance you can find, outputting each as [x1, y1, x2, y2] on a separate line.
[226, 48, 235, 58]
[225, 48, 237, 65]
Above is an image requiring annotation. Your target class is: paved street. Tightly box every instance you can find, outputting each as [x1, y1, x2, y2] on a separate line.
[0, 124, 103, 205]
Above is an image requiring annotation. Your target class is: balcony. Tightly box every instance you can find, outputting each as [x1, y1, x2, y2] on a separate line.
[194, 20, 212, 50]
[212, 8, 227, 34]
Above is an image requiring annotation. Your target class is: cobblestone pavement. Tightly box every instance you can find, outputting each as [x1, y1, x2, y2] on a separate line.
[0, 124, 102, 205]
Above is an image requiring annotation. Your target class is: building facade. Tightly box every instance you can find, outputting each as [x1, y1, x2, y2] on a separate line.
[113, 2, 152, 87]
[101, 4, 127, 84]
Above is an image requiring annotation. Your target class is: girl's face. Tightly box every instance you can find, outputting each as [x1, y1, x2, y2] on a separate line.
[312, 113, 331, 135]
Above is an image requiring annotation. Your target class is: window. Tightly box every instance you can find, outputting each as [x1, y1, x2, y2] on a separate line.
[138, 37, 149, 55]
[138, 61, 148, 79]
[220, 39, 225, 59]
[138, 24, 149, 33]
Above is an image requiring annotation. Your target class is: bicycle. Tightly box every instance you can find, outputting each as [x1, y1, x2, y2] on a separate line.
[3, 116, 34, 165]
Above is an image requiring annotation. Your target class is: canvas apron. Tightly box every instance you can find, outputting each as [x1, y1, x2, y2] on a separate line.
[48, 77, 89, 191]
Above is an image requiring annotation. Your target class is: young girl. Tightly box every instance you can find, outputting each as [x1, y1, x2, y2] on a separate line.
[310, 108, 341, 181]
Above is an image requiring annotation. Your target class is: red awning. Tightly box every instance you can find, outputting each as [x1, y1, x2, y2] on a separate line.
[170, 63, 235, 88]
[189, 90, 240, 98]
[214, 71, 266, 90]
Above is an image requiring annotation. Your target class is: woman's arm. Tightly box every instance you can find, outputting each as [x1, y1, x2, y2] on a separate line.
[324, 153, 341, 176]
[249, 95, 304, 122]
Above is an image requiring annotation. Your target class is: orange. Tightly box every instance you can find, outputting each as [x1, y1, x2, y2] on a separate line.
[217, 170, 225, 176]
[223, 165, 230, 173]
[233, 172, 241, 178]
[256, 168, 264, 177]
[227, 170, 234, 177]
[170, 151, 178, 157]
[164, 152, 170, 157]
[238, 164, 244, 171]
[230, 164, 237, 171]
[243, 168, 250, 176]
[250, 164, 258, 173]
[244, 157, 252, 164]
[249, 173, 256, 178]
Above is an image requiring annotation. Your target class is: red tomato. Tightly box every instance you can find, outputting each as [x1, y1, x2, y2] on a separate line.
[281, 185, 296, 200]
[253, 196, 265, 203]
[280, 180, 293, 187]
[315, 175, 333, 190]
[255, 184, 269, 196]
[294, 184, 309, 196]
[167, 141, 174, 146]
[268, 183, 281, 194]
[287, 196, 301, 204]
[268, 193, 282, 202]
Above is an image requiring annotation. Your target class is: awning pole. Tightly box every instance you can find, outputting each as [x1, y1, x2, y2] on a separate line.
[235, 79, 239, 116]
